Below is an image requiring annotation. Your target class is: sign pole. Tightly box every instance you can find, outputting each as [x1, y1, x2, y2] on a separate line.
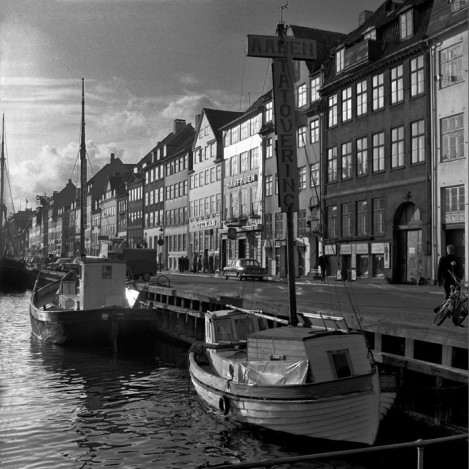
[247, 23, 316, 326]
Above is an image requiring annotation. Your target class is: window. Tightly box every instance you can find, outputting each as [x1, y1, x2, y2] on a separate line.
[441, 114, 464, 161]
[240, 189, 247, 216]
[310, 120, 319, 143]
[411, 120, 425, 164]
[357, 200, 368, 235]
[372, 132, 385, 172]
[250, 187, 257, 214]
[298, 166, 307, 190]
[336, 48, 345, 73]
[298, 126, 307, 147]
[391, 126, 405, 168]
[400, 9, 413, 39]
[265, 101, 273, 122]
[342, 87, 352, 122]
[310, 162, 319, 188]
[341, 142, 352, 179]
[440, 43, 463, 88]
[265, 175, 273, 196]
[329, 350, 352, 379]
[275, 212, 284, 238]
[391, 65, 404, 104]
[250, 147, 259, 169]
[410, 55, 424, 96]
[240, 152, 249, 172]
[297, 83, 307, 107]
[372, 198, 384, 235]
[342, 203, 352, 237]
[356, 137, 368, 176]
[356, 80, 368, 116]
[443, 186, 465, 223]
[328, 94, 338, 127]
[327, 147, 338, 182]
[364, 28, 376, 40]
[230, 154, 239, 175]
[310, 76, 321, 102]
[265, 138, 273, 159]
[451, 0, 468, 12]
[372, 73, 384, 110]
[327, 205, 338, 238]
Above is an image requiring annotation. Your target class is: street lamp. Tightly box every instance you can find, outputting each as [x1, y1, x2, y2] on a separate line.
[157, 226, 164, 272]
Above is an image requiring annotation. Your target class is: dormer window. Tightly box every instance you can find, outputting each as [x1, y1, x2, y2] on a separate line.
[451, 0, 468, 13]
[336, 48, 345, 73]
[399, 9, 413, 40]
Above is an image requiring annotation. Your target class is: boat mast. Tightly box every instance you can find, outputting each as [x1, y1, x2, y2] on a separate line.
[0, 115, 5, 253]
[80, 79, 87, 258]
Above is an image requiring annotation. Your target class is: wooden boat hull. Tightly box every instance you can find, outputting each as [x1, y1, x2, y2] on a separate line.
[0, 256, 29, 290]
[30, 280, 160, 349]
[189, 352, 382, 445]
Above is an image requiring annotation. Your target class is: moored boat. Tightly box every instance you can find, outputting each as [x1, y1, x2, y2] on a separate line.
[29, 80, 159, 351]
[189, 307, 395, 445]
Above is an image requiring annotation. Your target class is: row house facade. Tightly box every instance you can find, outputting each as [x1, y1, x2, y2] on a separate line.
[427, 0, 468, 280]
[220, 99, 264, 269]
[189, 109, 243, 273]
[319, 0, 467, 283]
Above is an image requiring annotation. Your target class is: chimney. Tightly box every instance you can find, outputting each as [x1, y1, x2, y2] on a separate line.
[110, 153, 115, 162]
[359, 10, 373, 26]
[173, 119, 186, 134]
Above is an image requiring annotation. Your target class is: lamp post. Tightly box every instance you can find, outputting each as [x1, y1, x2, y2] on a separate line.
[157, 226, 164, 272]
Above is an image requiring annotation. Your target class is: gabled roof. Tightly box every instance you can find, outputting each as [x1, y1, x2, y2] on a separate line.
[199, 108, 244, 141]
[290, 25, 347, 74]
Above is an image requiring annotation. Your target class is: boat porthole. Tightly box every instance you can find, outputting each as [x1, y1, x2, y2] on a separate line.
[218, 395, 230, 415]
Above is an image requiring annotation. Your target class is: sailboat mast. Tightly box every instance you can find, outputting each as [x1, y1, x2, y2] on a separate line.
[0, 115, 5, 252]
[80, 79, 87, 257]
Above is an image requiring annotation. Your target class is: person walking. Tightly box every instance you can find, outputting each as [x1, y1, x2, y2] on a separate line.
[437, 244, 462, 299]
[318, 256, 327, 283]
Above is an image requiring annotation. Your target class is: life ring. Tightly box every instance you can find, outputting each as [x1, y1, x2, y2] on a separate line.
[218, 395, 230, 415]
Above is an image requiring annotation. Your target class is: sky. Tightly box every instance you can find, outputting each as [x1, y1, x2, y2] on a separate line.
[0, 0, 382, 213]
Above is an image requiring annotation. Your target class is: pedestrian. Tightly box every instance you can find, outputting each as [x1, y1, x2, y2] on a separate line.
[437, 244, 462, 299]
[318, 256, 327, 283]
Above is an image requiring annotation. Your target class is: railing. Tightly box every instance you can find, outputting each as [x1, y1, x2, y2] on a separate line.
[211, 434, 467, 469]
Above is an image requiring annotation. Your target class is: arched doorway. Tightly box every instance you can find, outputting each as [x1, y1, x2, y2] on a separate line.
[394, 202, 423, 283]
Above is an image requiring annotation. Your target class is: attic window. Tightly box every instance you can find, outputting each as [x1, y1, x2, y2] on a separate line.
[399, 9, 413, 40]
[336, 48, 345, 73]
[451, 0, 468, 13]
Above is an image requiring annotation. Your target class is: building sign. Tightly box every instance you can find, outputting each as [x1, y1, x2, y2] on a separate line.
[356, 243, 369, 254]
[227, 173, 257, 188]
[371, 243, 385, 254]
[198, 219, 216, 229]
[340, 244, 352, 255]
[272, 57, 299, 212]
[246, 35, 317, 60]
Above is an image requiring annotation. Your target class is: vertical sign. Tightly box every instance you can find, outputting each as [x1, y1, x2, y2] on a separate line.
[272, 57, 299, 212]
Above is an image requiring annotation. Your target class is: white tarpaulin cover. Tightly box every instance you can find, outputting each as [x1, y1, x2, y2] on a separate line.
[231, 360, 309, 386]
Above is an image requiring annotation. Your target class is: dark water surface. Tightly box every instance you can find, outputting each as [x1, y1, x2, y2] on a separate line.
[0, 290, 466, 469]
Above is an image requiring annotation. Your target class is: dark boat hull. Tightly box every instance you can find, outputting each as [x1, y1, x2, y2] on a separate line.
[0, 256, 29, 290]
[30, 281, 161, 350]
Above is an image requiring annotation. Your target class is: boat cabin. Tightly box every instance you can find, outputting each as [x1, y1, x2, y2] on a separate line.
[59, 258, 128, 310]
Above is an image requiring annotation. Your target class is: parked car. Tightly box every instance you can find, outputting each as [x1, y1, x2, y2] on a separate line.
[48, 257, 73, 271]
[223, 258, 267, 281]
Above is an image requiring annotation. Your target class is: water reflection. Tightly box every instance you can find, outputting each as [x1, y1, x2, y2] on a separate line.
[1, 291, 466, 469]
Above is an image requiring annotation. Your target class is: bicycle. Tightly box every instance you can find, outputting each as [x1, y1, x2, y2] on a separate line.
[433, 273, 468, 327]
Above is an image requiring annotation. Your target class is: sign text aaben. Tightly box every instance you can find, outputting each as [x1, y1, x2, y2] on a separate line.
[272, 58, 299, 212]
[247, 35, 317, 60]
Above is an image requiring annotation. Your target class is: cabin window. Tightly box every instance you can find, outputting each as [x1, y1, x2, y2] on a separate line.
[328, 350, 353, 378]
[102, 265, 112, 279]
[214, 318, 234, 342]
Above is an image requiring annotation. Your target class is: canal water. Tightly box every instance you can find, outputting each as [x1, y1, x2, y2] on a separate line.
[0, 290, 466, 469]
